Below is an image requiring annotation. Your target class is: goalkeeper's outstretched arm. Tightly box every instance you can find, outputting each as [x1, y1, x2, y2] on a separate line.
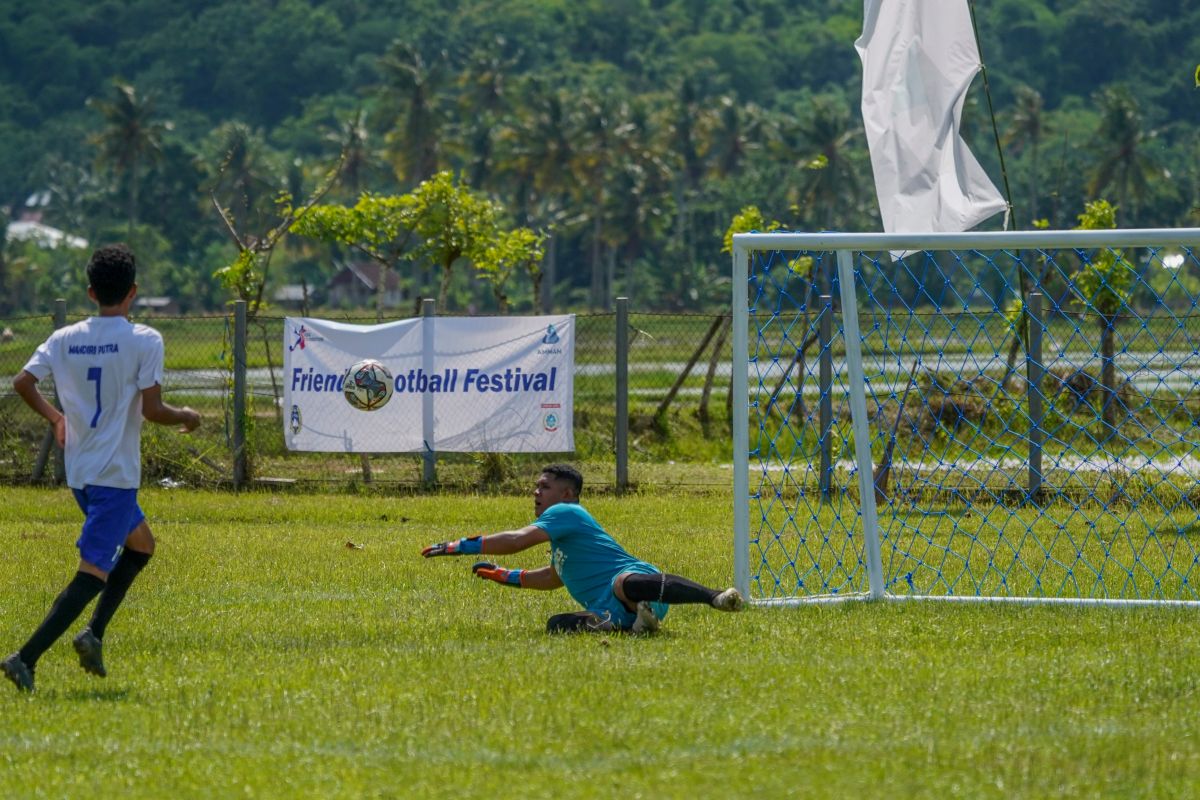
[422, 524, 549, 558]
[513, 566, 562, 590]
[472, 563, 562, 590]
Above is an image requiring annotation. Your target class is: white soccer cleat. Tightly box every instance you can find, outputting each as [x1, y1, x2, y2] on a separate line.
[712, 588, 745, 612]
[631, 601, 660, 634]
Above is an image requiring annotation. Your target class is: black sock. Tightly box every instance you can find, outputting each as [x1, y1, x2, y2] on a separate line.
[623, 573, 719, 606]
[18, 572, 106, 667]
[88, 549, 152, 640]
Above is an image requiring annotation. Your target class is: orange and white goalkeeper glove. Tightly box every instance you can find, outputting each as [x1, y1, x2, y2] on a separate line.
[471, 562, 525, 587]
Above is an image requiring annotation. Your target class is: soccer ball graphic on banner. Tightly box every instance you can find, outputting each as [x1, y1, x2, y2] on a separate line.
[343, 359, 394, 411]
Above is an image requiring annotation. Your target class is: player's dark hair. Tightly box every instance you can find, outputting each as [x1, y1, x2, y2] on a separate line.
[86, 244, 137, 306]
[542, 463, 583, 497]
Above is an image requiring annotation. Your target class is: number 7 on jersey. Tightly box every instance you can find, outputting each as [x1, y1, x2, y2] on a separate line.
[87, 366, 102, 427]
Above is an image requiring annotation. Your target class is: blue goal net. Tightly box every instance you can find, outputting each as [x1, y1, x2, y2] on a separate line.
[732, 229, 1200, 606]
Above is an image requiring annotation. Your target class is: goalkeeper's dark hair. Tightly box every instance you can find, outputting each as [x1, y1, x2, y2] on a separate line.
[542, 463, 583, 496]
[87, 244, 137, 306]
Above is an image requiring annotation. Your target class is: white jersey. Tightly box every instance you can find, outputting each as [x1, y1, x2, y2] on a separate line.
[22, 315, 164, 490]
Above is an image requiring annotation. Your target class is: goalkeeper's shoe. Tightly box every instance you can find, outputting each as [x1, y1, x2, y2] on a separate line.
[712, 588, 745, 612]
[2, 653, 34, 692]
[73, 629, 106, 678]
[631, 601, 660, 634]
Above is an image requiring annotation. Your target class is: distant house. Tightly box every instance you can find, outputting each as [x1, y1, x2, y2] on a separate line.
[5, 190, 88, 250]
[134, 296, 179, 315]
[273, 284, 309, 309]
[326, 261, 402, 309]
[5, 220, 88, 250]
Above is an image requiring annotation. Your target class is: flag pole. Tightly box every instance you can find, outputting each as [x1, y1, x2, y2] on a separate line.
[968, 0, 1017, 231]
[969, 0, 1031, 394]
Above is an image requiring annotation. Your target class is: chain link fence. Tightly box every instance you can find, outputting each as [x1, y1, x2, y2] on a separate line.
[0, 305, 736, 492]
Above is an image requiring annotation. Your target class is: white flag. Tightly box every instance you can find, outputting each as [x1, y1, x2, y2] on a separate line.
[856, 0, 1007, 234]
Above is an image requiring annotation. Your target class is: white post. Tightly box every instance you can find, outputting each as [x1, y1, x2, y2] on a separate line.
[835, 249, 886, 600]
[232, 300, 248, 488]
[615, 297, 629, 492]
[732, 243, 751, 600]
[422, 298, 436, 486]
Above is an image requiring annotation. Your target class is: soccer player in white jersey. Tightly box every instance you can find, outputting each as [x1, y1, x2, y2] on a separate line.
[422, 464, 744, 633]
[2, 244, 201, 692]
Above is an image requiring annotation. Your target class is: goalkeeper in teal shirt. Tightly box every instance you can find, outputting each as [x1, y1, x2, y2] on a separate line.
[422, 464, 743, 633]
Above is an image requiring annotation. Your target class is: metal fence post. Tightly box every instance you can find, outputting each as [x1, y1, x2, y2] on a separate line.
[615, 297, 629, 492]
[818, 294, 834, 500]
[232, 300, 248, 488]
[422, 298, 437, 487]
[1026, 291, 1044, 502]
[33, 299, 67, 483]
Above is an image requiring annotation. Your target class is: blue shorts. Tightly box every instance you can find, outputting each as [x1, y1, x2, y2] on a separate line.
[72, 486, 145, 572]
[587, 563, 670, 630]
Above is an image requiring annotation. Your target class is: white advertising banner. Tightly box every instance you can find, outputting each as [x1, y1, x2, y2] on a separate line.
[282, 315, 574, 453]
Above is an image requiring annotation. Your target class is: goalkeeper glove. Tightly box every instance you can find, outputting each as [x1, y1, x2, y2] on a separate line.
[421, 535, 483, 558]
[472, 562, 525, 587]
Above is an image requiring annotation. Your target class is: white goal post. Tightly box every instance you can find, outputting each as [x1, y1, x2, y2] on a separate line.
[732, 228, 1200, 607]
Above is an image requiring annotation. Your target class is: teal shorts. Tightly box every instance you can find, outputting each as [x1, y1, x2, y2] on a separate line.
[587, 563, 670, 630]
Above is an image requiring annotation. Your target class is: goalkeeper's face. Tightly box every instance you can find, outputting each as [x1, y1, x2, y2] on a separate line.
[533, 473, 574, 516]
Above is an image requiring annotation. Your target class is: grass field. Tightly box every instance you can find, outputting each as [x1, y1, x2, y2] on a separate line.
[2, 487, 1199, 799]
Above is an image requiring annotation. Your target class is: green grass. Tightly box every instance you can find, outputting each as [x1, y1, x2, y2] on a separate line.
[3, 488, 1200, 798]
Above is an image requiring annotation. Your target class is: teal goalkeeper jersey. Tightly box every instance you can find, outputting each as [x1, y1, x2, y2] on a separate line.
[533, 502, 656, 611]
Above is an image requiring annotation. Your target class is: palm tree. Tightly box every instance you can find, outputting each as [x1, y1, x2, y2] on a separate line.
[449, 40, 518, 190]
[377, 41, 446, 186]
[666, 76, 710, 266]
[772, 95, 865, 300]
[207, 122, 283, 233]
[1004, 85, 1047, 226]
[89, 82, 170, 234]
[1088, 86, 1162, 224]
[601, 97, 671, 305]
[704, 95, 768, 180]
[494, 77, 583, 311]
[570, 85, 621, 308]
[328, 109, 378, 199]
[787, 94, 862, 232]
[491, 97, 537, 228]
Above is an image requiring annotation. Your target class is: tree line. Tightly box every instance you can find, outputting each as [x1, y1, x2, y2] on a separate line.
[0, 0, 1196, 315]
